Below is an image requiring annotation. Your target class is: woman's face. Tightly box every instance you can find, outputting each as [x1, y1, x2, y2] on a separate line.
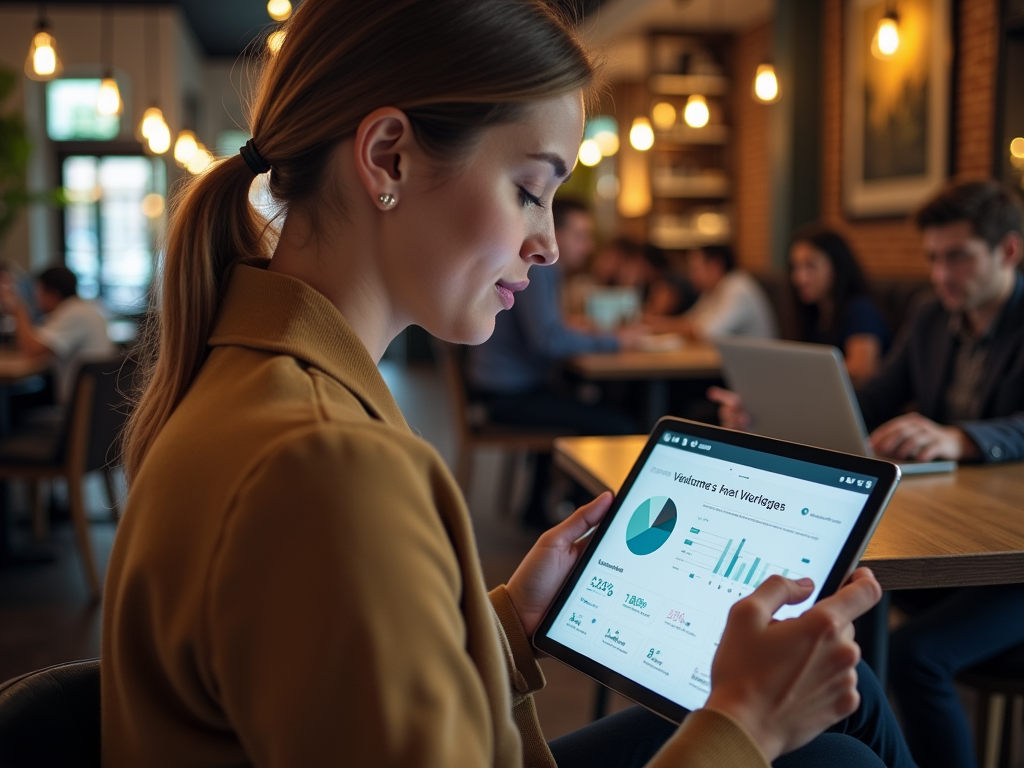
[381, 92, 584, 345]
[789, 241, 834, 305]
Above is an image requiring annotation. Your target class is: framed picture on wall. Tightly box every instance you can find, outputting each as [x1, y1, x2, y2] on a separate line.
[843, 0, 952, 217]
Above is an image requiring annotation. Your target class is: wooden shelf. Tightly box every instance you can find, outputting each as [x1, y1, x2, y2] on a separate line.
[649, 74, 729, 96]
[651, 174, 730, 198]
[656, 124, 730, 145]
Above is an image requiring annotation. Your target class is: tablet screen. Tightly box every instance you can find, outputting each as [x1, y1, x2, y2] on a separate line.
[542, 427, 880, 713]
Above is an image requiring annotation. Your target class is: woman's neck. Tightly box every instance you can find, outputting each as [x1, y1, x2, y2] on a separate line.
[268, 209, 404, 363]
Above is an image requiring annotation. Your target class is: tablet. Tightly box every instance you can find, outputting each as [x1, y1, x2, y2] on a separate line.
[534, 417, 900, 723]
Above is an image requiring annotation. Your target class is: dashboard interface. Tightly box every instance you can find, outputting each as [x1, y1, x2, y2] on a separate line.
[543, 428, 878, 712]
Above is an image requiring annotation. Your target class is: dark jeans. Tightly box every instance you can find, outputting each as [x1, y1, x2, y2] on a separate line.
[550, 661, 915, 768]
[481, 388, 637, 526]
[889, 584, 1024, 768]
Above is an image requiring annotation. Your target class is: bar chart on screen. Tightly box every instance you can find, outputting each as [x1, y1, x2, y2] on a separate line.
[676, 524, 808, 595]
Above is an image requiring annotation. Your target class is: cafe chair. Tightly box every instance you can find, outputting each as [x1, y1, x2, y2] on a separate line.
[956, 643, 1024, 768]
[0, 659, 101, 768]
[434, 340, 562, 515]
[0, 356, 136, 601]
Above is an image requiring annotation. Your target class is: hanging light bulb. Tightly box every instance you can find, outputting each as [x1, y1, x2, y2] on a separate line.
[593, 129, 619, 157]
[139, 106, 166, 139]
[95, 8, 121, 116]
[752, 64, 780, 104]
[185, 144, 215, 175]
[577, 139, 602, 167]
[267, 0, 292, 21]
[651, 102, 677, 130]
[96, 76, 123, 116]
[139, 106, 170, 154]
[174, 130, 199, 166]
[871, 11, 900, 60]
[629, 117, 654, 151]
[148, 121, 171, 155]
[268, 29, 286, 54]
[683, 95, 710, 129]
[25, 11, 62, 81]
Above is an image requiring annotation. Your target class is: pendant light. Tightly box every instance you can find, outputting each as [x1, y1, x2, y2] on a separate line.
[651, 102, 677, 130]
[25, 3, 62, 81]
[683, 95, 710, 129]
[96, 6, 122, 117]
[173, 129, 198, 166]
[577, 139, 602, 167]
[138, 9, 170, 154]
[871, 4, 900, 60]
[752, 63, 780, 104]
[629, 117, 654, 151]
[267, 29, 286, 54]
[266, 0, 292, 21]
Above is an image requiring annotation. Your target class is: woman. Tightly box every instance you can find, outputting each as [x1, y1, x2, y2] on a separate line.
[103, 2, 913, 767]
[787, 227, 890, 386]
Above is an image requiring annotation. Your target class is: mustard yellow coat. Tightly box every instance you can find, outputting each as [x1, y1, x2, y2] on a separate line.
[102, 264, 769, 768]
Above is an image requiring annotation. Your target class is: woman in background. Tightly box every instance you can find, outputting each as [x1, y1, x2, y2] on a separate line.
[787, 227, 890, 386]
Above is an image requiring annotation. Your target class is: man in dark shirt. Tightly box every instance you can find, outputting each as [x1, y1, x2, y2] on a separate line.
[711, 180, 1024, 768]
[863, 181, 1023, 768]
[467, 198, 641, 528]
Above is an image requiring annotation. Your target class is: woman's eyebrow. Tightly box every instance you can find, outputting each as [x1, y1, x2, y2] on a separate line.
[527, 152, 572, 181]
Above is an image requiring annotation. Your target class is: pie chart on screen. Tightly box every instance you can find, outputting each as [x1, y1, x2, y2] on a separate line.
[626, 497, 677, 555]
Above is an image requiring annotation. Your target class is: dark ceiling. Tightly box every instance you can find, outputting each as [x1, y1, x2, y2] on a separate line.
[0, 1, 609, 58]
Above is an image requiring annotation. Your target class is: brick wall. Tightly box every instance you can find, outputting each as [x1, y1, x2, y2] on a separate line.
[731, 21, 774, 272]
[819, 0, 1000, 277]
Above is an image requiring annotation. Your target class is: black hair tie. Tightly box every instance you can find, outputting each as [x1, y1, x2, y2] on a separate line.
[239, 138, 271, 176]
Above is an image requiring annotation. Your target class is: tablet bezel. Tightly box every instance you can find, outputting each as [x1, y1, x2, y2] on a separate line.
[532, 416, 901, 724]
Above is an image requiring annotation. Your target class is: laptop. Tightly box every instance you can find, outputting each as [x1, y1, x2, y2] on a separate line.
[715, 337, 956, 475]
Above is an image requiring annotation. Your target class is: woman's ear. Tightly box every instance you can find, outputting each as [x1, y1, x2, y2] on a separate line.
[353, 107, 416, 211]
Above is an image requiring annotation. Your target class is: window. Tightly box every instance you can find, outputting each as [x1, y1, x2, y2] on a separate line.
[63, 155, 165, 314]
[46, 79, 120, 141]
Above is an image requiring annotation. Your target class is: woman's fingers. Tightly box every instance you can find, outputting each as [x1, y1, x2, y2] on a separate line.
[545, 492, 613, 549]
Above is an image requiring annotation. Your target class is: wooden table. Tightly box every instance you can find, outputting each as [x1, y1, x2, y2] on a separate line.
[0, 350, 50, 386]
[554, 435, 1024, 681]
[568, 345, 722, 427]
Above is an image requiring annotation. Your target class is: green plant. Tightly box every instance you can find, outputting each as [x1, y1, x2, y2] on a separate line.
[0, 66, 31, 250]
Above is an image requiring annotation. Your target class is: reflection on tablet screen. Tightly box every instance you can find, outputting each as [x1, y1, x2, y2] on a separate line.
[543, 429, 878, 713]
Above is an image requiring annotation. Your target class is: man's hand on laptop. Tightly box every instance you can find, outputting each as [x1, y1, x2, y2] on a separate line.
[707, 386, 751, 431]
[869, 413, 979, 462]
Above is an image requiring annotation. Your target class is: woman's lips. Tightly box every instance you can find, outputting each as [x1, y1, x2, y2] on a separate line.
[495, 279, 529, 310]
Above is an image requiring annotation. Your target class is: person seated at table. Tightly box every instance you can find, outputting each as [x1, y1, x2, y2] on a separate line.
[104, 5, 917, 766]
[0, 266, 114, 404]
[786, 226, 890, 386]
[713, 179, 1024, 768]
[619, 243, 697, 317]
[466, 198, 642, 528]
[650, 244, 778, 340]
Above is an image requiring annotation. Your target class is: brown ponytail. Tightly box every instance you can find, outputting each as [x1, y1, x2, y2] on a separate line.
[123, 0, 597, 482]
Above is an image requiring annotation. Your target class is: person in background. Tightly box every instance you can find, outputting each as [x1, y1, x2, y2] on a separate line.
[620, 243, 697, 317]
[467, 198, 641, 528]
[714, 179, 1024, 768]
[787, 227, 890, 386]
[652, 244, 778, 340]
[0, 266, 114, 403]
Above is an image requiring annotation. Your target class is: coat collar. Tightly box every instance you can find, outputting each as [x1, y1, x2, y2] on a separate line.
[208, 264, 409, 430]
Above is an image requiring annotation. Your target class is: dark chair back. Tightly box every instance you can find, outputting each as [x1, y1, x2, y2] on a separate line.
[0, 659, 101, 767]
[74, 356, 138, 474]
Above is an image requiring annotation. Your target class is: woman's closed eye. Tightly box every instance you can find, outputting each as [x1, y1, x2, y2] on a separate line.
[518, 185, 545, 209]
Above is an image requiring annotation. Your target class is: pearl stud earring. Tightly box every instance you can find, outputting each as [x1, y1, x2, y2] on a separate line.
[378, 193, 397, 209]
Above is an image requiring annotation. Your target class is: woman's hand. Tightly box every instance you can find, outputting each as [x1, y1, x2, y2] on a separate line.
[707, 386, 751, 430]
[507, 492, 614, 637]
[704, 568, 882, 762]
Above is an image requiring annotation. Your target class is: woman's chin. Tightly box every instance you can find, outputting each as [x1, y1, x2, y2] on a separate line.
[430, 314, 496, 346]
